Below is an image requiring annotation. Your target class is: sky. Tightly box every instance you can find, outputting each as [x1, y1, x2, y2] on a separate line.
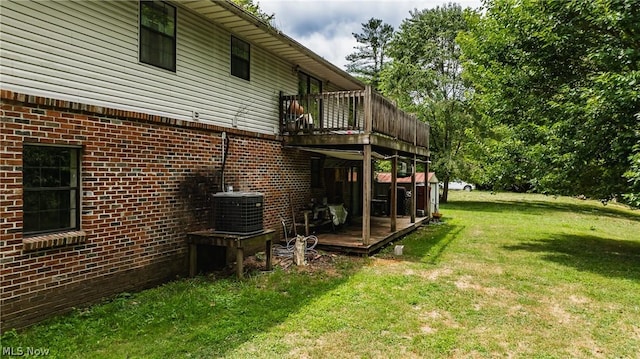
[259, 0, 483, 70]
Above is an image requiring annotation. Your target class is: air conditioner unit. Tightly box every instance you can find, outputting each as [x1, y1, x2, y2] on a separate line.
[213, 192, 264, 235]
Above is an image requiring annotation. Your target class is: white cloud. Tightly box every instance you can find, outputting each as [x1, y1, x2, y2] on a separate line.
[295, 25, 356, 69]
[259, 0, 483, 70]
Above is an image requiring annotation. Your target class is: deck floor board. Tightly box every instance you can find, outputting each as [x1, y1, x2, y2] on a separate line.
[302, 216, 428, 255]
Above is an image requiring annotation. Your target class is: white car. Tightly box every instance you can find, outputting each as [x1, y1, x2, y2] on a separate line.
[440, 180, 475, 191]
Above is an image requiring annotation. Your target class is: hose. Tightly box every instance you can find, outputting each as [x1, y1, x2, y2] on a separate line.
[273, 234, 319, 257]
[275, 218, 319, 261]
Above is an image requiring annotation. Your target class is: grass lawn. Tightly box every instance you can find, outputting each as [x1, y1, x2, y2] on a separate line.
[2, 191, 639, 358]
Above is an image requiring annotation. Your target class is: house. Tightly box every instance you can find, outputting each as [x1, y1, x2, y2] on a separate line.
[0, 0, 430, 331]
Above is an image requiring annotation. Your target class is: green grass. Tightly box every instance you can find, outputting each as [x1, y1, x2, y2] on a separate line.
[3, 191, 640, 358]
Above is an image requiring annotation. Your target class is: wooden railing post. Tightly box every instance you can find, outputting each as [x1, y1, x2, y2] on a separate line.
[364, 86, 373, 134]
[393, 100, 398, 139]
[411, 155, 416, 223]
[318, 93, 324, 131]
[427, 122, 430, 154]
[413, 116, 418, 146]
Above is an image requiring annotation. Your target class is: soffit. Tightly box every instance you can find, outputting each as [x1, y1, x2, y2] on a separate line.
[179, 0, 364, 91]
[292, 147, 386, 161]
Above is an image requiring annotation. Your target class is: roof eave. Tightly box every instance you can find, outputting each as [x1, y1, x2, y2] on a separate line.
[180, 0, 365, 90]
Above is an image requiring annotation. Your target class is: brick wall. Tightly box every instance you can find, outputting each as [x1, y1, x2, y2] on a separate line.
[0, 91, 313, 331]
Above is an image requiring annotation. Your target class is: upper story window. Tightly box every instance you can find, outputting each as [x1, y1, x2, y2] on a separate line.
[231, 36, 250, 80]
[23, 145, 80, 236]
[140, 0, 176, 72]
[298, 72, 323, 95]
[298, 72, 323, 122]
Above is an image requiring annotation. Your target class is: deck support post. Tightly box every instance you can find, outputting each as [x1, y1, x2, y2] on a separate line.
[362, 144, 372, 245]
[425, 157, 431, 219]
[411, 155, 416, 223]
[425, 124, 431, 219]
[362, 85, 373, 246]
[390, 151, 397, 232]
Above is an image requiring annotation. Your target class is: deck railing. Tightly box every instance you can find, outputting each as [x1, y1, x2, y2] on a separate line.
[280, 87, 429, 148]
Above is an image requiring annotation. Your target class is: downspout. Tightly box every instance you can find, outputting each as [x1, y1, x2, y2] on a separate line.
[220, 132, 230, 191]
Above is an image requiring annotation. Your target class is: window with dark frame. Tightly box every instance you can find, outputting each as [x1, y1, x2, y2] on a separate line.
[311, 157, 323, 189]
[298, 72, 323, 95]
[23, 145, 80, 235]
[298, 72, 323, 123]
[140, 0, 176, 72]
[231, 36, 250, 80]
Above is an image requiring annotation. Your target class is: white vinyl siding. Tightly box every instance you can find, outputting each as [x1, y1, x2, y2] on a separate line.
[0, 0, 298, 135]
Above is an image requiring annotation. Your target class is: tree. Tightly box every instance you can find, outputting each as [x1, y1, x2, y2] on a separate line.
[345, 18, 394, 89]
[624, 138, 640, 207]
[231, 0, 274, 24]
[380, 3, 474, 202]
[459, 0, 640, 203]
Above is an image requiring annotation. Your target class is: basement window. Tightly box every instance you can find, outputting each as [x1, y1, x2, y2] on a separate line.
[23, 144, 81, 236]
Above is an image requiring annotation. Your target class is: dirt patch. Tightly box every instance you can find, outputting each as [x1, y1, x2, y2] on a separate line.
[370, 257, 402, 267]
[203, 251, 349, 279]
[416, 267, 453, 281]
[567, 338, 606, 359]
[507, 304, 527, 317]
[454, 260, 505, 276]
[568, 294, 590, 305]
[454, 275, 516, 300]
[420, 309, 461, 329]
[538, 298, 575, 325]
[369, 258, 455, 282]
[420, 325, 436, 334]
[268, 251, 353, 277]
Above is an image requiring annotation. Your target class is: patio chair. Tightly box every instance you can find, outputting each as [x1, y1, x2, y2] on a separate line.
[284, 100, 314, 133]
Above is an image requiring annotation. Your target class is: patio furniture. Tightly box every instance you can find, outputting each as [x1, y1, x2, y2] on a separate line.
[298, 206, 334, 236]
[284, 100, 314, 132]
[371, 198, 387, 216]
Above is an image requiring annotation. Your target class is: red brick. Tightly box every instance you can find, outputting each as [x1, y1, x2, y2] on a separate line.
[1, 90, 312, 331]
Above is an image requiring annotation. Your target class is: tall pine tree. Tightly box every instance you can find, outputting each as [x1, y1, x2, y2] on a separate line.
[345, 18, 394, 89]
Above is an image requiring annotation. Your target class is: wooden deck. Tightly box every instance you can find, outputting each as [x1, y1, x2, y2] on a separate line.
[280, 86, 432, 248]
[280, 87, 430, 154]
[308, 215, 429, 255]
